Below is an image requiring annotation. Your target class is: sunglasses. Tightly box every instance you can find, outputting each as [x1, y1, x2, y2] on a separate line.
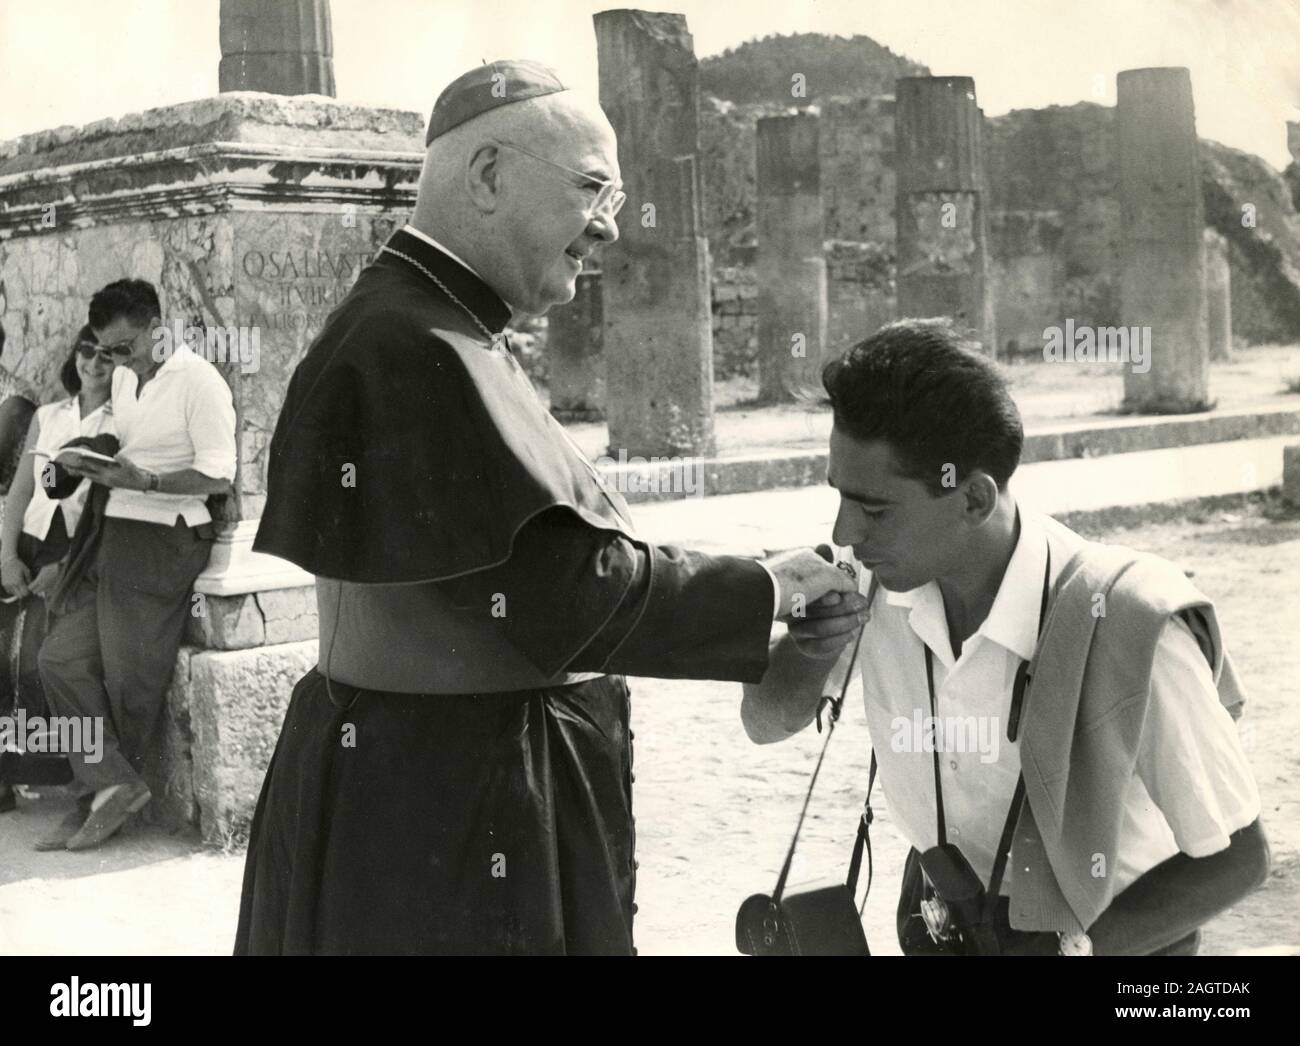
[76, 340, 131, 362]
[493, 141, 627, 220]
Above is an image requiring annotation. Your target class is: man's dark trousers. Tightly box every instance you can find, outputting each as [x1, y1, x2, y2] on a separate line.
[39, 517, 213, 795]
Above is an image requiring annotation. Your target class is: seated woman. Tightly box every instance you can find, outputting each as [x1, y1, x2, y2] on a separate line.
[0, 320, 41, 496]
[0, 326, 116, 812]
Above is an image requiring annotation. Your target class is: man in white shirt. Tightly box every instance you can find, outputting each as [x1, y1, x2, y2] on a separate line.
[742, 319, 1269, 955]
[37, 279, 237, 851]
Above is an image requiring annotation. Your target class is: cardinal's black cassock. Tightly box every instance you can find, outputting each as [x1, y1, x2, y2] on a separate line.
[234, 226, 776, 955]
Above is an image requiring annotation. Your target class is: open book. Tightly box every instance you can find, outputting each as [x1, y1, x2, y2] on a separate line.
[33, 447, 119, 468]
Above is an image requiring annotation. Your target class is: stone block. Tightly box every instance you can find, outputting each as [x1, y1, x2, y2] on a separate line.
[186, 640, 319, 843]
[257, 585, 318, 644]
[186, 591, 266, 650]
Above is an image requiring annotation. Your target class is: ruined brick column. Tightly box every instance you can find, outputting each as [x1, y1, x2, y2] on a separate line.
[1203, 228, 1232, 362]
[821, 96, 897, 358]
[547, 269, 605, 421]
[756, 113, 827, 402]
[220, 0, 336, 97]
[594, 9, 715, 456]
[894, 76, 994, 354]
[1117, 67, 1209, 413]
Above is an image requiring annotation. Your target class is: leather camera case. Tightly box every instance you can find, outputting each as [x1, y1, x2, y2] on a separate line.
[736, 879, 871, 956]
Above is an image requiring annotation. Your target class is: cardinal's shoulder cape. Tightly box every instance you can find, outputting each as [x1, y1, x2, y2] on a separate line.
[253, 230, 635, 583]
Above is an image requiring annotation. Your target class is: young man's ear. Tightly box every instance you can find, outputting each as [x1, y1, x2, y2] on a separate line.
[465, 143, 501, 213]
[959, 470, 1001, 526]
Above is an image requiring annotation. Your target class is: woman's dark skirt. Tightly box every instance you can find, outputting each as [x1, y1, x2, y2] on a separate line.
[0, 522, 74, 787]
[234, 669, 636, 955]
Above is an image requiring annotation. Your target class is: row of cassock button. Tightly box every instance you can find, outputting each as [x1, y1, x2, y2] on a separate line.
[629, 726, 639, 955]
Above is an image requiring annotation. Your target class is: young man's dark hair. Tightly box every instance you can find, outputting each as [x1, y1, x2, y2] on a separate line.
[87, 279, 161, 331]
[822, 319, 1024, 494]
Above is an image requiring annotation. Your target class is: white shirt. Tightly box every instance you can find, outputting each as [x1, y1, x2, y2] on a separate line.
[848, 508, 1260, 896]
[23, 397, 115, 540]
[106, 345, 237, 526]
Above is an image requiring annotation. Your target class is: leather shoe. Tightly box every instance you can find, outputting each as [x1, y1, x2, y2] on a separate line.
[66, 781, 151, 851]
[35, 806, 89, 851]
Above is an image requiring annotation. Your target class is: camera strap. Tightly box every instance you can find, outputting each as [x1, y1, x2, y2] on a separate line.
[772, 574, 879, 906]
[846, 751, 877, 914]
[924, 544, 1052, 909]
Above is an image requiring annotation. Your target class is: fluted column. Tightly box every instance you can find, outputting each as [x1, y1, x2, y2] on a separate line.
[894, 76, 994, 354]
[594, 8, 715, 457]
[1117, 67, 1209, 412]
[220, 0, 336, 97]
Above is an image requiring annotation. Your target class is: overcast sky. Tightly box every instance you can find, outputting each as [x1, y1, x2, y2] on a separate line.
[1, 0, 1297, 169]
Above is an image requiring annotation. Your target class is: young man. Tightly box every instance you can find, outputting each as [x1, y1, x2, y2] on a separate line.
[36, 278, 237, 851]
[742, 319, 1270, 955]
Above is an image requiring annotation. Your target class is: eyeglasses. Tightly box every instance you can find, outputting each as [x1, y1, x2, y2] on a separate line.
[76, 340, 130, 362]
[494, 140, 627, 220]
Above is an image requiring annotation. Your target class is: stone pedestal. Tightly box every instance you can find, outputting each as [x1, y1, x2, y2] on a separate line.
[1117, 68, 1210, 413]
[756, 113, 827, 401]
[1204, 227, 1232, 362]
[894, 76, 994, 354]
[219, 0, 336, 97]
[547, 269, 605, 421]
[0, 93, 422, 836]
[0, 93, 424, 518]
[594, 9, 716, 457]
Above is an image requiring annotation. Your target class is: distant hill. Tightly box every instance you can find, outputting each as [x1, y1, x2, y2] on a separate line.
[699, 32, 929, 105]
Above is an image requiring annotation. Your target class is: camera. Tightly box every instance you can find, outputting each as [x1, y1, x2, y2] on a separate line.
[919, 894, 955, 942]
[916, 843, 1001, 955]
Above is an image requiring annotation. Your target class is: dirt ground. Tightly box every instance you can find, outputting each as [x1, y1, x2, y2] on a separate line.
[1, 494, 1297, 955]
